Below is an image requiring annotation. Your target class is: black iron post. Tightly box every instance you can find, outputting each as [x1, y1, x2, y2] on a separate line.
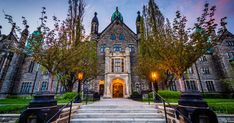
[74, 80, 81, 103]
[154, 81, 160, 102]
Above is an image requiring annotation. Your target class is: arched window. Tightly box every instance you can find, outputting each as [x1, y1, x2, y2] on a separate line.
[110, 34, 116, 40]
[119, 34, 125, 41]
[41, 81, 48, 92]
[100, 44, 106, 53]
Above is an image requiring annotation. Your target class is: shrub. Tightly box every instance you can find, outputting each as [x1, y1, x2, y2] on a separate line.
[62, 92, 77, 100]
[201, 93, 231, 99]
[158, 90, 180, 99]
[131, 91, 142, 100]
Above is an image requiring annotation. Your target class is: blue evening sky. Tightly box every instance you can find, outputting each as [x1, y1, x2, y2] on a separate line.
[0, 0, 233, 36]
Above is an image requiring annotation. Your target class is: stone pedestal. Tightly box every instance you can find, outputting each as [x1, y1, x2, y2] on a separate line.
[177, 91, 218, 123]
[19, 92, 59, 123]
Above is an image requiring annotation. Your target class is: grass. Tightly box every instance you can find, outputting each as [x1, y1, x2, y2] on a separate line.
[0, 95, 96, 114]
[142, 97, 234, 114]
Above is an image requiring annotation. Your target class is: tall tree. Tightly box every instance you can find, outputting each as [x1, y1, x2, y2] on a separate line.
[138, 0, 226, 91]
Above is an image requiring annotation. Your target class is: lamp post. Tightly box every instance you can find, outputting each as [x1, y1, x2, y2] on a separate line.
[74, 72, 84, 103]
[151, 72, 160, 102]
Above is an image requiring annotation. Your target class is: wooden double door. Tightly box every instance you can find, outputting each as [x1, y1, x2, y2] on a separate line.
[112, 83, 123, 98]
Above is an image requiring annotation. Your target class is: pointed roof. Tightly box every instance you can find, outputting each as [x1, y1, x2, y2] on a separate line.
[92, 12, 99, 25]
[111, 7, 123, 23]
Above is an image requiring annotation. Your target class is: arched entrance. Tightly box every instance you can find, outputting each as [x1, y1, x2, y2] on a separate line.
[111, 78, 125, 98]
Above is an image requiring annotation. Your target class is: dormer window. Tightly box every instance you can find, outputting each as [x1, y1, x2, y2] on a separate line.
[110, 34, 116, 40]
[119, 34, 125, 41]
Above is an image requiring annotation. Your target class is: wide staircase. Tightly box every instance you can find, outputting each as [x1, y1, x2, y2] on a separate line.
[71, 98, 166, 123]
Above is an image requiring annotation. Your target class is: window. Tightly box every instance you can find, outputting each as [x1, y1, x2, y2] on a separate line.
[110, 34, 116, 40]
[100, 44, 106, 53]
[185, 80, 197, 91]
[186, 67, 193, 74]
[112, 58, 124, 73]
[20, 82, 32, 93]
[28, 61, 34, 73]
[113, 44, 122, 52]
[0, 56, 6, 71]
[169, 81, 177, 91]
[119, 34, 125, 41]
[199, 56, 207, 62]
[227, 52, 234, 59]
[41, 81, 48, 92]
[128, 44, 135, 53]
[201, 67, 210, 74]
[227, 41, 234, 46]
[206, 81, 215, 92]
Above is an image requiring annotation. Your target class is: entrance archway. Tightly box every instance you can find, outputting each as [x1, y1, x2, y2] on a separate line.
[111, 78, 125, 98]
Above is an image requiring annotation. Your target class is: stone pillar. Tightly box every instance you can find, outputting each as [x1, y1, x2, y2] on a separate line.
[103, 48, 111, 98]
[125, 48, 132, 96]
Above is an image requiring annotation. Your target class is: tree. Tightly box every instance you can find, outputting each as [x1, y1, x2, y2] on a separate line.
[138, 0, 226, 91]
[28, 0, 97, 92]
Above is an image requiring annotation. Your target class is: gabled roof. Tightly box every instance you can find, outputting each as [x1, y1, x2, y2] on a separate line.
[98, 19, 137, 41]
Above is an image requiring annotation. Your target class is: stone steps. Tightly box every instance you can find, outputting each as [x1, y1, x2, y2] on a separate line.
[71, 99, 166, 123]
[70, 118, 166, 123]
[73, 113, 163, 119]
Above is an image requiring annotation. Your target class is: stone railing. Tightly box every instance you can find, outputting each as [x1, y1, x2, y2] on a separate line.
[50, 105, 80, 123]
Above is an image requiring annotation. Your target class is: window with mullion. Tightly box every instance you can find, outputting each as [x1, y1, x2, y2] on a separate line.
[206, 81, 215, 92]
[113, 44, 122, 52]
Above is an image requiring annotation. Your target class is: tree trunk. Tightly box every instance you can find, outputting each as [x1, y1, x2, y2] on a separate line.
[49, 73, 54, 93]
[178, 78, 185, 92]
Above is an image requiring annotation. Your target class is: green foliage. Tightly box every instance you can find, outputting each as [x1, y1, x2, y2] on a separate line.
[0, 105, 27, 114]
[202, 93, 232, 99]
[62, 92, 77, 100]
[130, 91, 142, 100]
[158, 90, 180, 99]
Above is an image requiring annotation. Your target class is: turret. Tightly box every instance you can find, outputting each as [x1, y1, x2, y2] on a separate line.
[136, 11, 141, 34]
[20, 25, 29, 48]
[91, 12, 99, 35]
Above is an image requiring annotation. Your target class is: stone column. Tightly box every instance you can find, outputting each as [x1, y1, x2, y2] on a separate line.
[125, 48, 132, 96]
[103, 48, 111, 98]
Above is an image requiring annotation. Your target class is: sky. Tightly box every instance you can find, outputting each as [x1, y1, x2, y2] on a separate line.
[0, 0, 234, 36]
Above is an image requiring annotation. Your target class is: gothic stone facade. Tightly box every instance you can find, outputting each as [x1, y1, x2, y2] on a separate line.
[0, 8, 234, 98]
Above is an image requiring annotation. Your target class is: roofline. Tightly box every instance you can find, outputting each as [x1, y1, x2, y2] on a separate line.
[98, 20, 137, 38]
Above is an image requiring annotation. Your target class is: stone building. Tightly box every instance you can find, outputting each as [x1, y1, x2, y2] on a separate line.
[0, 7, 233, 98]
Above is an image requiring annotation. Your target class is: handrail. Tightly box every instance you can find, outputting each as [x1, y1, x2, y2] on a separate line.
[155, 92, 192, 123]
[46, 94, 78, 123]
